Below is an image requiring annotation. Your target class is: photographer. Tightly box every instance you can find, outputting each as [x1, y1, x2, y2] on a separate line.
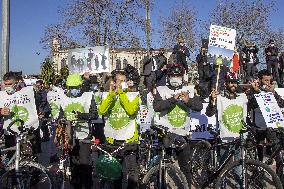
[265, 39, 280, 85]
[196, 47, 210, 98]
[242, 42, 259, 80]
[173, 36, 190, 71]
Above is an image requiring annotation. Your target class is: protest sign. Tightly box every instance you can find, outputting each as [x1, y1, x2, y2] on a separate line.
[254, 92, 284, 128]
[67, 46, 110, 74]
[0, 87, 39, 133]
[275, 88, 284, 113]
[208, 25, 236, 67]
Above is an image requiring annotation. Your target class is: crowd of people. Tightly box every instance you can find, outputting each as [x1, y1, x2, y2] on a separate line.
[0, 35, 284, 189]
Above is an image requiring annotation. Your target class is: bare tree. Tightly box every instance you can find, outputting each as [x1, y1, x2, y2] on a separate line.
[41, 0, 148, 51]
[159, 3, 197, 49]
[210, 0, 276, 48]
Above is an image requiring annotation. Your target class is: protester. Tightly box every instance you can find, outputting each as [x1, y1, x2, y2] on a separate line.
[247, 69, 284, 161]
[58, 73, 98, 189]
[98, 70, 140, 189]
[153, 63, 203, 184]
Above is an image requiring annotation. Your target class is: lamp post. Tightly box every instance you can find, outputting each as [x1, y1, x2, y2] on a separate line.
[1, 0, 10, 80]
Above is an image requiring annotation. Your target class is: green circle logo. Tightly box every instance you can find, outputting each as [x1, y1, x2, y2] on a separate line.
[11, 105, 29, 126]
[95, 95, 102, 105]
[167, 105, 187, 128]
[222, 104, 244, 133]
[109, 101, 130, 130]
[64, 102, 85, 121]
[50, 102, 60, 118]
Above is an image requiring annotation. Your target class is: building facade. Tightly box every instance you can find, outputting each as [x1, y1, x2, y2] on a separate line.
[51, 38, 172, 74]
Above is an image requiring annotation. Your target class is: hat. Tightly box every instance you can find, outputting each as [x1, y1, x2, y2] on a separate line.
[66, 73, 83, 87]
[167, 64, 184, 76]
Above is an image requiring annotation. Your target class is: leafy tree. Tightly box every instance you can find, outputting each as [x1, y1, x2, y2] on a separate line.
[40, 58, 56, 85]
[159, 2, 197, 49]
[41, 0, 148, 51]
[210, 0, 276, 48]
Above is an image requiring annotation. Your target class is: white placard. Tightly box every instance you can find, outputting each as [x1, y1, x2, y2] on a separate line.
[254, 92, 284, 128]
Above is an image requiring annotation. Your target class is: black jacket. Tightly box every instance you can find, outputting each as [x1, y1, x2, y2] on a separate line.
[34, 89, 51, 118]
[196, 53, 208, 67]
[265, 46, 279, 60]
[173, 44, 190, 71]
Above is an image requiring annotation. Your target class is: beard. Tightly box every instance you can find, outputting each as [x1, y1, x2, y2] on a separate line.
[227, 86, 236, 93]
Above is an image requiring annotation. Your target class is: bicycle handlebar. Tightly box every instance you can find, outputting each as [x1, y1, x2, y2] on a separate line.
[7, 119, 25, 135]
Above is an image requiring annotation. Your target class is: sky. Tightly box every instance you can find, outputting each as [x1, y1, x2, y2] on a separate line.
[0, 0, 284, 75]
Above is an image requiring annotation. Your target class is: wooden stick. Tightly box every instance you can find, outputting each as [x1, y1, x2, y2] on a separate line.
[213, 64, 221, 106]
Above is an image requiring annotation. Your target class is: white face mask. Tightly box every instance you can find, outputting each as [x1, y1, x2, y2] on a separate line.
[121, 82, 128, 90]
[5, 86, 16, 95]
[169, 77, 183, 87]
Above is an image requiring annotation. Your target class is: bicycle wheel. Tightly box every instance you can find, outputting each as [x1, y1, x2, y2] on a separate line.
[141, 163, 189, 189]
[0, 161, 53, 189]
[190, 140, 214, 188]
[216, 159, 283, 189]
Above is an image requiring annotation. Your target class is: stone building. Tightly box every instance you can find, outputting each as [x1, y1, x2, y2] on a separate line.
[51, 38, 172, 74]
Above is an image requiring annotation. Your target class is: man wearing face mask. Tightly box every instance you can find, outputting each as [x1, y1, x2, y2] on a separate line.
[0, 72, 49, 159]
[247, 69, 284, 161]
[98, 70, 140, 189]
[265, 39, 280, 85]
[153, 64, 203, 185]
[58, 73, 98, 189]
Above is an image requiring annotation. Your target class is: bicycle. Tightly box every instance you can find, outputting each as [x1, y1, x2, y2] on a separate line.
[0, 119, 53, 189]
[190, 122, 282, 189]
[140, 125, 189, 189]
[91, 140, 139, 189]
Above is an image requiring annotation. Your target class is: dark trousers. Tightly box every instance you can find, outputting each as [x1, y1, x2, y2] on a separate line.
[246, 63, 256, 80]
[144, 72, 156, 90]
[267, 59, 280, 84]
[177, 144, 192, 185]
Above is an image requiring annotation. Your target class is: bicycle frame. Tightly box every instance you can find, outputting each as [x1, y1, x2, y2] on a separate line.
[202, 130, 248, 188]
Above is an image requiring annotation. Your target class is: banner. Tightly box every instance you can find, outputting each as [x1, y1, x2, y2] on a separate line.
[67, 46, 110, 74]
[0, 87, 39, 133]
[24, 79, 38, 86]
[102, 92, 139, 141]
[190, 103, 217, 140]
[254, 92, 284, 128]
[217, 94, 247, 140]
[208, 25, 236, 66]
